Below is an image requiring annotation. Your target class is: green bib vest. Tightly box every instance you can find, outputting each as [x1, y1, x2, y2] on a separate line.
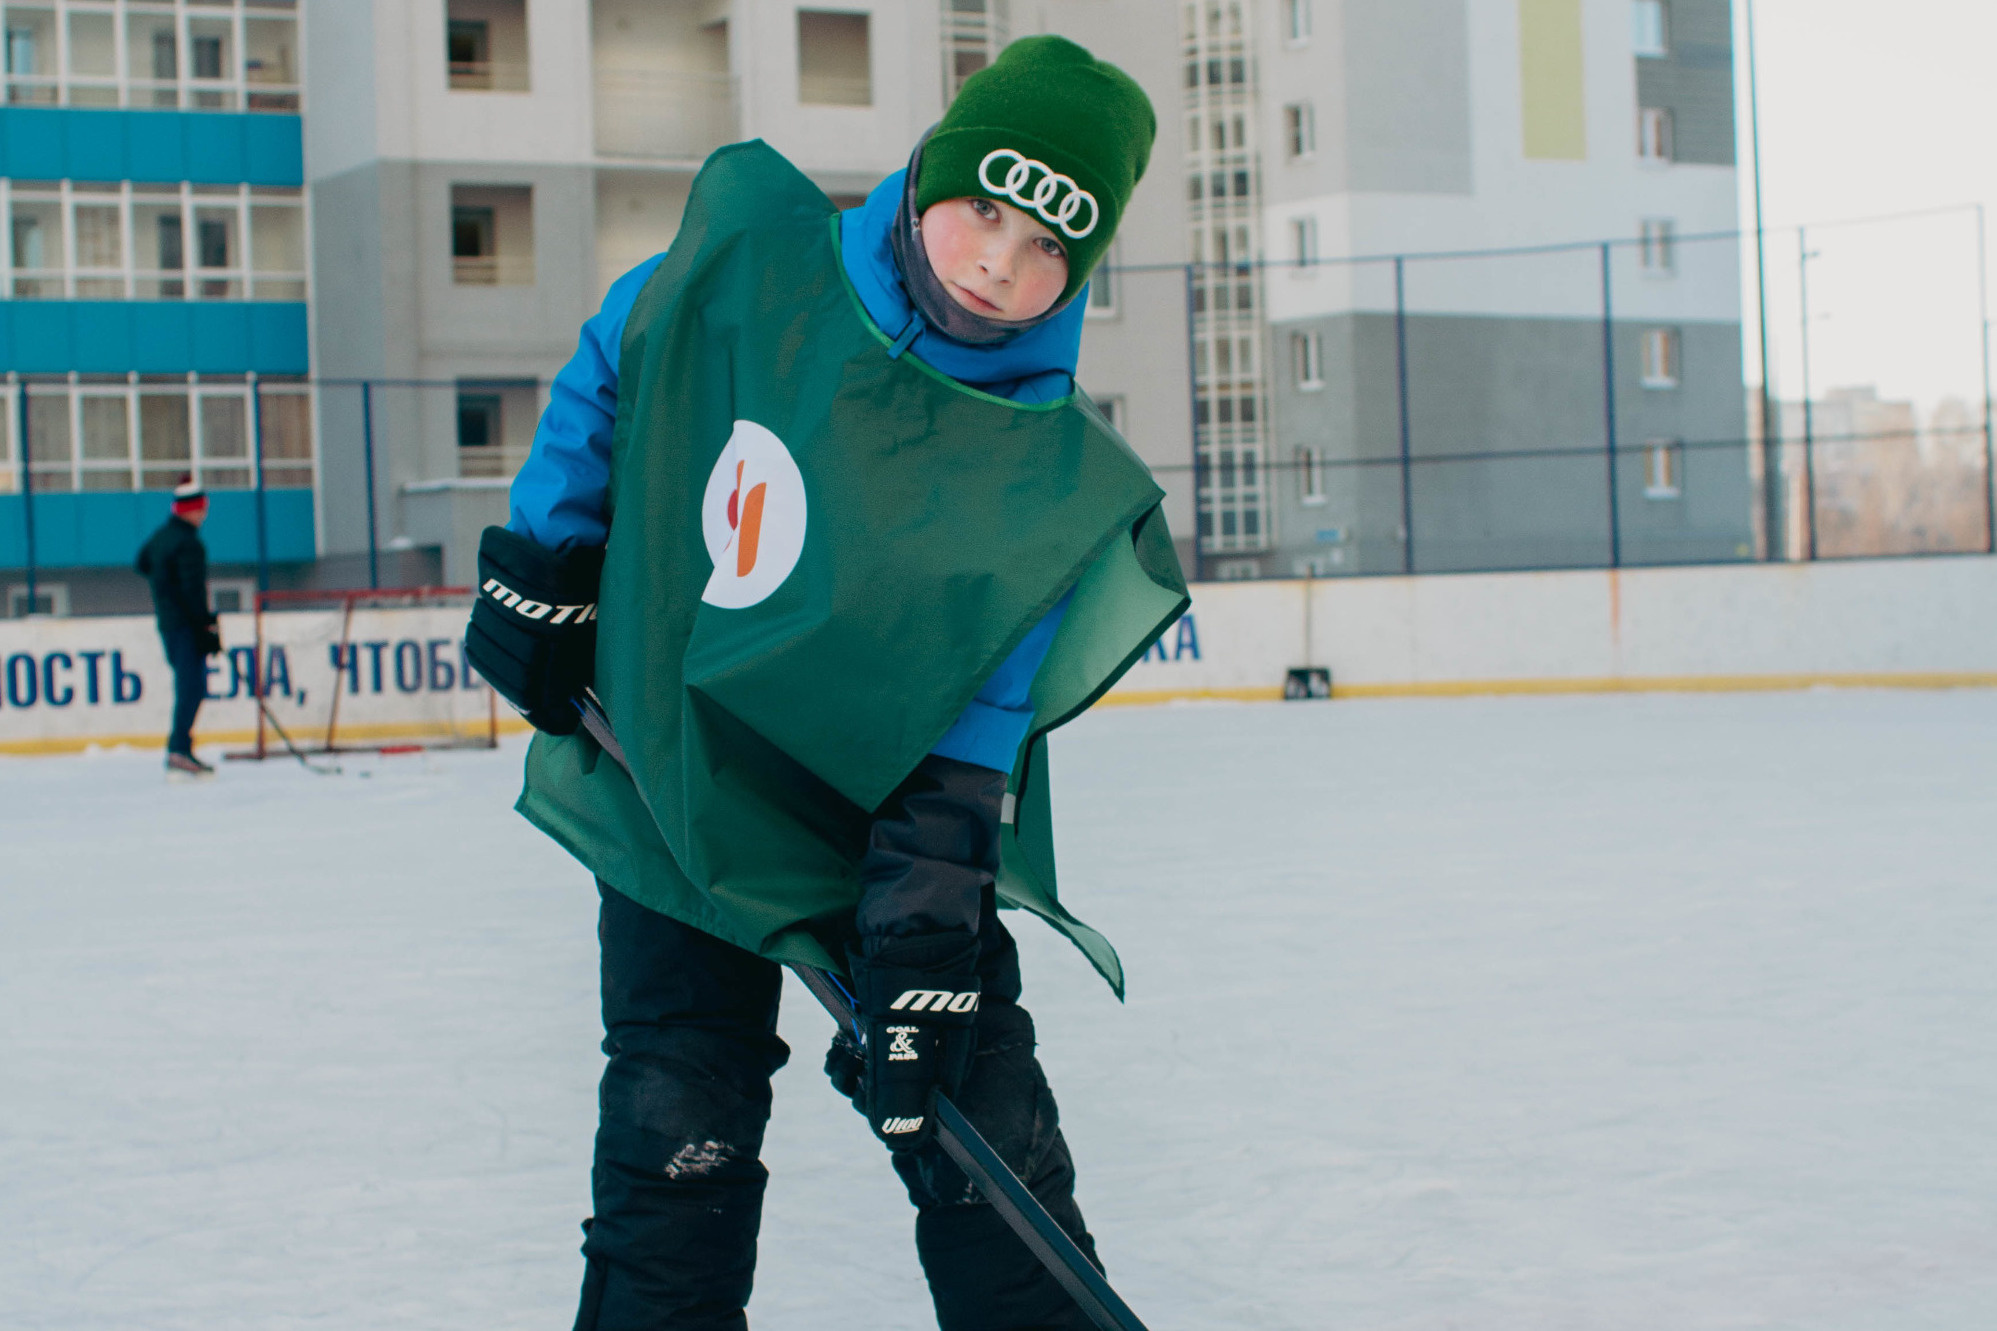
[517, 142, 1187, 996]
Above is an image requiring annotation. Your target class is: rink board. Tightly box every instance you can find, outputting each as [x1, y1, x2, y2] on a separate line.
[0, 606, 508, 755]
[5, 554, 1996, 753]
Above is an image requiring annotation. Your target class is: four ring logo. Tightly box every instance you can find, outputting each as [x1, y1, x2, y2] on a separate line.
[978, 148, 1100, 240]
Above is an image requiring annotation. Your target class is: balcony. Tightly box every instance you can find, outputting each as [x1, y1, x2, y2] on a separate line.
[594, 67, 737, 162]
[450, 254, 537, 286]
[448, 61, 531, 93]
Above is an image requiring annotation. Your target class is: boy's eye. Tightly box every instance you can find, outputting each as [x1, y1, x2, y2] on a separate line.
[971, 198, 998, 220]
[1036, 237, 1066, 260]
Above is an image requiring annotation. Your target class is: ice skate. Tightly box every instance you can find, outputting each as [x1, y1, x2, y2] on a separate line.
[165, 751, 215, 780]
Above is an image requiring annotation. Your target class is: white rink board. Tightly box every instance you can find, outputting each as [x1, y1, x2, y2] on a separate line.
[6, 555, 1995, 752]
[0, 606, 493, 754]
[1108, 553, 1997, 701]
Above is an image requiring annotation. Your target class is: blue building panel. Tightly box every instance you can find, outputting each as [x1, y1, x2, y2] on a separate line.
[0, 489, 316, 569]
[124, 111, 187, 183]
[2, 108, 67, 179]
[3, 303, 308, 375]
[0, 109, 302, 186]
[243, 115, 305, 186]
[3, 304, 75, 370]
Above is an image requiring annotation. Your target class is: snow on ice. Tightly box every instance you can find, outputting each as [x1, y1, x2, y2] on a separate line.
[4, 690, 1996, 1329]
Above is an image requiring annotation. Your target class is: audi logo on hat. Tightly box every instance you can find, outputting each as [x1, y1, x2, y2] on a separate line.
[977, 149, 1100, 240]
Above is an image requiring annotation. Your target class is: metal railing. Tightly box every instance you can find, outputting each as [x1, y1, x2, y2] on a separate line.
[448, 61, 531, 93]
[451, 255, 537, 287]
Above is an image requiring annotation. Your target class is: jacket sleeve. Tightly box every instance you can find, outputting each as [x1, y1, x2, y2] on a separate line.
[927, 590, 1072, 771]
[166, 536, 215, 628]
[858, 589, 1076, 942]
[506, 254, 668, 552]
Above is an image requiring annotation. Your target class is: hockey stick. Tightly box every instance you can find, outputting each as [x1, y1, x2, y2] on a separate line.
[574, 691, 1150, 1331]
[255, 693, 341, 775]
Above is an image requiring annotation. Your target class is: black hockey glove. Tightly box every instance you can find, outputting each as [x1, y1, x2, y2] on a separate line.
[464, 525, 604, 736]
[197, 624, 223, 658]
[826, 932, 981, 1151]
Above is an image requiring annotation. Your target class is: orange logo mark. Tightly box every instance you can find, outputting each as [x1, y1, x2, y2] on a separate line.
[725, 460, 767, 577]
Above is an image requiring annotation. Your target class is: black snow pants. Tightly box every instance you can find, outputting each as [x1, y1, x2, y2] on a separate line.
[575, 880, 1101, 1331]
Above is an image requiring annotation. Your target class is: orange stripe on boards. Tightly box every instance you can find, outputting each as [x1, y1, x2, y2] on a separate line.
[737, 482, 767, 577]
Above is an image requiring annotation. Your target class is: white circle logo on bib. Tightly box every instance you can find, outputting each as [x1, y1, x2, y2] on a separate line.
[700, 420, 808, 609]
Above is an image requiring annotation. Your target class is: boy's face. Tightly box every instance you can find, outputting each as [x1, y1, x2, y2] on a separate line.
[919, 196, 1070, 323]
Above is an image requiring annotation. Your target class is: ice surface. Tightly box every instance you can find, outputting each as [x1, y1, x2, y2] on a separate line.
[4, 690, 1996, 1330]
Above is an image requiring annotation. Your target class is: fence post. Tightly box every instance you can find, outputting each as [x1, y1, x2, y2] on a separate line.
[362, 379, 381, 589]
[1798, 226, 1819, 560]
[1394, 256, 1415, 575]
[1600, 243, 1622, 568]
[16, 378, 35, 616]
[251, 372, 269, 593]
[1979, 204, 1996, 555]
[1183, 263, 1206, 584]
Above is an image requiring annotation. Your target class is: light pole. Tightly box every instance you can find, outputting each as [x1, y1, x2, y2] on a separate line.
[1979, 202, 1995, 554]
[1745, 0, 1782, 559]
[1798, 227, 1819, 560]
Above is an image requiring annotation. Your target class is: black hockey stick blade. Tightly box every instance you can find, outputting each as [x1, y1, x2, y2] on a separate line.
[575, 694, 1150, 1331]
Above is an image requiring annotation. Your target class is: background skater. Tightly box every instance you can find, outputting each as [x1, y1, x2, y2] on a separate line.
[135, 477, 222, 777]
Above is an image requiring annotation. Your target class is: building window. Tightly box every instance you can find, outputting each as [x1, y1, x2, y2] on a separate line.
[1292, 330, 1323, 389]
[1087, 244, 1118, 317]
[446, 0, 529, 93]
[1295, 445, 1325, 505]
[1643, 440, 1682, 497]
[942, 0, 1005, 100]
[1095, 395, 1125, 432]
[3, 183, 308, 302]
[6, 583, 69, 618]
[2, 379, 312, 494]
[456, 380, 537, 478]
[450, 185, 534, 286]
[458, 393, 501, 449]
[1639, 218, 1676, 273]
[1290, 215, 1317, 267]
[798, 10, 871, 106]
[1633, 0, 1668, 57]
[1284, 0, 1312, 44]
[1, 2, 298, 112]
[1638, 106, 1673, 162]
[1283, 101, 1315, 159]
[1640, 329, 1680, 388]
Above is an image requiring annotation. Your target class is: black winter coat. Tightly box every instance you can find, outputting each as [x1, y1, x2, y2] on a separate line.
[135, 516, 217, 635]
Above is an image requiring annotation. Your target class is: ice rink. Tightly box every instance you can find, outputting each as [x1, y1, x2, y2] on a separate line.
[5, 689, 1996, 1330]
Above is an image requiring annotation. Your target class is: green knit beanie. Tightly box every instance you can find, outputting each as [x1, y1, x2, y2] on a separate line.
[916, 35, 1156, 304]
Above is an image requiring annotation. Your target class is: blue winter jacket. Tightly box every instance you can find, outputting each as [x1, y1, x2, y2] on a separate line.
[506, 169, 1087, 772]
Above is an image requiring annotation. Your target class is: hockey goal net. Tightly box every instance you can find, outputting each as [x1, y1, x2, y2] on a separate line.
[234, 587, 499, 758]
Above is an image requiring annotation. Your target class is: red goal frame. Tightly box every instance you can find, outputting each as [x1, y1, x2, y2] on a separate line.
[234, 586, 499, 759]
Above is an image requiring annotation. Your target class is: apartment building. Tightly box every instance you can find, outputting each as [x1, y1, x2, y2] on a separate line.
[1, 0, 309, 617]
[1255, 0, 1751, 575]
[3, 0, 1753, 606]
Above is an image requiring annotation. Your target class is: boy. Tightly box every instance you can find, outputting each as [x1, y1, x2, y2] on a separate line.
[467, 37, 1185, 1331]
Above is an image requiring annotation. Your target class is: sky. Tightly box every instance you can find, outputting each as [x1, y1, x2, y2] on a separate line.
[1737, 0, 1997, 413]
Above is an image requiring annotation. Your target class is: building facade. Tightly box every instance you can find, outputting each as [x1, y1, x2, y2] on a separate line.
[3, 0, 1751, 610]
[1225, 0, 1751, 577]
[1, 0, 309, 617]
